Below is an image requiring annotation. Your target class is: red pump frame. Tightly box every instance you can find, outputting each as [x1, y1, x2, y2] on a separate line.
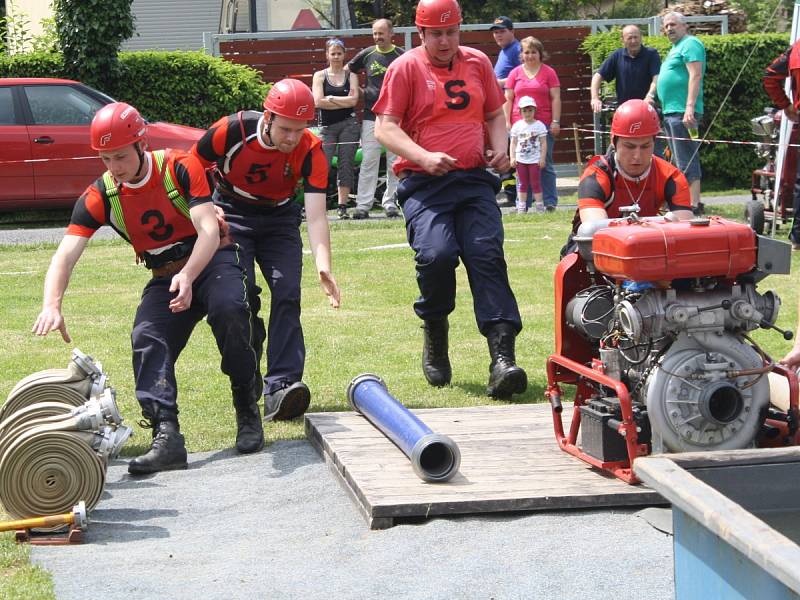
[549, 251, 800, 485]
[545, 356, 799, 485]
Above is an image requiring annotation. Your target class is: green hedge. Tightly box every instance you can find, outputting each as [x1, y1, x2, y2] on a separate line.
[0, 51, 269, 129]
[582, 31, 791, 190]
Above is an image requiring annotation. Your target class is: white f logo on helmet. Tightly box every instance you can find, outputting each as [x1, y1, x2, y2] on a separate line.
[629, 122, 642, 135]
[99, 133, 112, 147]
[440, 10, 451, 22]
[296, 105, 309, 116]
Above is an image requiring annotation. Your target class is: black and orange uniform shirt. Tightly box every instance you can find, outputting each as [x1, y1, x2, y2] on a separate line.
[577, 151, 692, 218]
[192, 110, 328, 204]
[68, 150, 211, 261]
[764, 39, 800, 112]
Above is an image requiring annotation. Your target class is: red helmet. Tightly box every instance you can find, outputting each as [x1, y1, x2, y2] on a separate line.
[90, 102, 147, 151]
[263, 79, 315, 121]
[415, 0, 462, 28]
[611, 99, 661, 138]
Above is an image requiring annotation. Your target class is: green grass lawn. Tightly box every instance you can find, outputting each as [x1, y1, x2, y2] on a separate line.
[0, 202, 797, 597]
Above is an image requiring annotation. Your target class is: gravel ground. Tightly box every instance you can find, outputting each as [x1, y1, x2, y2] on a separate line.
[18, 195, 740, 598]
[32, 441, 674, 600]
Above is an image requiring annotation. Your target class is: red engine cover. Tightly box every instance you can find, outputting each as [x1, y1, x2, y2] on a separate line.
[592, 217, 757, 281]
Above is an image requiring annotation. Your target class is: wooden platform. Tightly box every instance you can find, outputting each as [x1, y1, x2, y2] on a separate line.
[305, 403, 665, 529]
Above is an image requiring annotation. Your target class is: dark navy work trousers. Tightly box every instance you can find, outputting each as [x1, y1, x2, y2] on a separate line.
[214, 196, 305, 395]
[397, 168, 523, 335]
[131, 244, 257, 416]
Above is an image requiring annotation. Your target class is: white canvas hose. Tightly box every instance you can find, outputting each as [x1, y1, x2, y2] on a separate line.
[0, 429, 106, 521]
[0, 389, 131, 522]
[1, 349, 107, 421]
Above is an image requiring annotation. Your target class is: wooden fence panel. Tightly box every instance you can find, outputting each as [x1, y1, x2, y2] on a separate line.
[220, 26, 594, 167]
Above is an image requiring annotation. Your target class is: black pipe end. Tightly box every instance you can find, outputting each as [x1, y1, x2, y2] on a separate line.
[346, 373, 387, 412]
[411, 433, 461, 483]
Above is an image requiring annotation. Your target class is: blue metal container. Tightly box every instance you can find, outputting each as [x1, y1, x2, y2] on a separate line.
[346, 373, 461, 482]
[635, 449, 800, 600]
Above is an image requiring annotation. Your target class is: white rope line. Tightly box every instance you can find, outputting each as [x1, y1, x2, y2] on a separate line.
[573, 126, 798, 147]
[0, 127, 793, 166]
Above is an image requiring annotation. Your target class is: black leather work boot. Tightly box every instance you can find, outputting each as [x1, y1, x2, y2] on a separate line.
[422, 318, 452, 387]
[128, 407, 188, 475]
[232, 374, 265, 453]
[486, 322, 528, 399]
[263, 381, 311, 422]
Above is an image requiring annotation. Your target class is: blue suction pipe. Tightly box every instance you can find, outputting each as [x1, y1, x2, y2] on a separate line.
[346, 373, 461, 483]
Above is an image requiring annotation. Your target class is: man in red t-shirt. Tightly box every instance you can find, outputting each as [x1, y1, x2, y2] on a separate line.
[373, 0, 527, 399]
[193, 79, 340, 422]
[32, 103, 263, 475]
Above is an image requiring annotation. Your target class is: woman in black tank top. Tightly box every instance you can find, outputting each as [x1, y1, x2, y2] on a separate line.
[312, 38, 361, 218]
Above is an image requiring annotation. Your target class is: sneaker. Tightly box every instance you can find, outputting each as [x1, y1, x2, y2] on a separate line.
[385, 205, 401, 218]
[535, 202, 545, 213]
[545, 205, 556, 212]
[693, 202, 706, 216]
[351, 208, 369, 219]
[337, 205, 349, 219]
[263, 382, 311, 422]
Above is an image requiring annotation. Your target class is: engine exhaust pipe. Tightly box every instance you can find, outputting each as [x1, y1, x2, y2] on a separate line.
[346, 374, 461, 482]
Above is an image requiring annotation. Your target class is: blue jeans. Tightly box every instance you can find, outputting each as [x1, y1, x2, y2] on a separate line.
[663, 113, 702, 183]
[541, 130, 558, 207]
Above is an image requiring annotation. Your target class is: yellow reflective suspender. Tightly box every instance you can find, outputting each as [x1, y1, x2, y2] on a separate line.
[102, 150, 191, 239]
[153, 150, 191, 219]
[102, 172, 130, 242]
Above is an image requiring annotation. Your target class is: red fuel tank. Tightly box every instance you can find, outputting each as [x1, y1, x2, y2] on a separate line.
[591, 217, 757, 281]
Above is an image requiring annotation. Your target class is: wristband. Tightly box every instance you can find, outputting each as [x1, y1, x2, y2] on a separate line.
[551, 119, 560, 124]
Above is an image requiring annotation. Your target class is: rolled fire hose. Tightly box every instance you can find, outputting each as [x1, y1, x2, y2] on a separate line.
[1, 349, 107, 421]
[0, 388, 124, 461]
[0, 501, 88, 533]
[0, 390, 131, 522]
[0, 401, 73, 440]
[346, 373, 461, 483]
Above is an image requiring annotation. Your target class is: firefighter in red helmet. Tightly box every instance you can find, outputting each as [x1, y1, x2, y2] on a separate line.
[33, 102, 264, 475]
[193, 78, 340, 424]
[373, 0, 528, 400]
[577, 99, 694, 224]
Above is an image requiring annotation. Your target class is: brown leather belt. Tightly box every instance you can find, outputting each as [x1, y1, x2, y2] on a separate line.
[151, 256, 190, 278]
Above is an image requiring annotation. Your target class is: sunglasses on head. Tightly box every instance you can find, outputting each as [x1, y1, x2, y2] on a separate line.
[326, 38, 345, 48]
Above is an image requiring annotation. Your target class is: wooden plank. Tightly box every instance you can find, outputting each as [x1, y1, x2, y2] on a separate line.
[306, 403, 664, 528]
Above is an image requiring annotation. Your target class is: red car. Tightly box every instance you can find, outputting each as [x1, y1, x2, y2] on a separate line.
[0, 78, 204, 211]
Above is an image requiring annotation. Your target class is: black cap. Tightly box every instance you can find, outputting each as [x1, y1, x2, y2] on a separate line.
[490, 16, 513, 31]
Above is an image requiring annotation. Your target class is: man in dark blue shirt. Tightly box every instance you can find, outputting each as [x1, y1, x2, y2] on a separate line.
[590, 25, 661, 112]
[490, 16, 521, 87]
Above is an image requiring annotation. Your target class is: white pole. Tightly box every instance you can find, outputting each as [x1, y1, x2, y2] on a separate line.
[772, 0, 800, 237]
